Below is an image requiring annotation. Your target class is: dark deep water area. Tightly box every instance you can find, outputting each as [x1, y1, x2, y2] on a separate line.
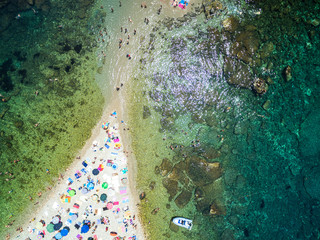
[128, 0, 320, 239]
[0, 0, 105, 234]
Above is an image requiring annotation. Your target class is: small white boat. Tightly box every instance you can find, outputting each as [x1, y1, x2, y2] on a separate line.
[172, 217, 193, 230]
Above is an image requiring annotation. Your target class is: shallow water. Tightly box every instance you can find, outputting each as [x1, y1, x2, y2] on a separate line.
[0, 0, 105, 233]
[127, 0, 320, 239]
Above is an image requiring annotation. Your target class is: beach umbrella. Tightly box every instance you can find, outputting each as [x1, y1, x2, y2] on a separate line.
[107, 188, 115, 196]
[53, 222, 62, 231]
[46, 223, 55, 233]
[102, 182, 108, 189]
[106, 202, 113, 210]
[36, 221, 43, 229]
[69, 189, 76, 197]
[63, 226, 70, 232]
[71, 214, 78, 221]
[52, 216, 59, 225]
[60, 228, 69, 236]
[92, 194, 99, 201]
[100, 193, 107, 201]
[87, 182, 94, 190]
[55, 232, 62, 239]
[81, 188, 88, 194]
[112, 163, 118, 170]
[92, 169, 99, 175]
[81, 224, 89, 234]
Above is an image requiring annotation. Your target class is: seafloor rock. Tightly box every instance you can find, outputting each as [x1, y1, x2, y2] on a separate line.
[186, 156, 222, 186]
[224, 57, 253, 89]
[142, 105, 151, 119]
[159, 158, 173, 177]
[162, 178, 179, 200]
[259, 42, 275, 59]
[299, 109, 320, 158]
[221, 229, 235, 240]
[174, 189, 192, 208]
[210, 202, 225, 215]
[200, 145, 221, 161]
[253, 78, 268, 95]
[304, 166, 320, 200]
[235, 30, 260, 56]
[263, 100, 271, 110]
[160, 117, 175, 130]
[169, 220, 179, 232]
[284, 66, 292, 81]
[168, 161, 188, 185]
[222, 16, 240, 32]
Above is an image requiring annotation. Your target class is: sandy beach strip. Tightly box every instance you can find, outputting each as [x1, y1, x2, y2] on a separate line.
[11, 103, 144, 240]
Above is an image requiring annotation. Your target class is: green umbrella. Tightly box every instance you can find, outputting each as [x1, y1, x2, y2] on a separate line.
[69, 189, 76, 197]
[46, 223, 55, 233]
[102, 182, 108, 189]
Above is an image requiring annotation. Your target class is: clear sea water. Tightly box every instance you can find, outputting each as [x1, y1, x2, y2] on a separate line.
[1, 0, 320, 239]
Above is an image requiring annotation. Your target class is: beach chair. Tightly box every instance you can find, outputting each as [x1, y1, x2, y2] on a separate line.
[67, 178, 73, 185]
[75, 171, 81, 179]
[65, 218, 72, 227]
[81, 168, 87, 175]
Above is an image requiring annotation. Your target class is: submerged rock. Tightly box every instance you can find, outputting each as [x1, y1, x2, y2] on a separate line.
[159, 158, 173, 177]
[222, 16, 240, 32]
[253, 78, 268, 95]
[224, 57, 253, 89]
[174, 189, 192, 208]
[186, 156, 222, 186]
[143, 106, 151, 119]
[162, 178, 179, 200]
[304, 166, 320, 200]
[284, 66, 292, 81]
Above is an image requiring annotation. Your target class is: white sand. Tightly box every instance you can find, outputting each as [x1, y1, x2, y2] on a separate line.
[12, 97, 145, 240]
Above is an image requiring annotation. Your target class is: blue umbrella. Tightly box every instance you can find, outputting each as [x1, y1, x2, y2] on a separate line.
[92, 169, 99, 175]
[60, 228, 69, 236]
[53, 222, 62, 231]
[87, 182, 94, 190]
[81, 224, 89, 233]
[55, 232, 62, 239]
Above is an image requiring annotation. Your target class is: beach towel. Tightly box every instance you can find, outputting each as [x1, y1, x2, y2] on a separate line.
[122, 197, 129, 203]
[119, 187, 127, 194]
[82, 161, 88, 167]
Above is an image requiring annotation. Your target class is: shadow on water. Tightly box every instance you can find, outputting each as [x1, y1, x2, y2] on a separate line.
[0, 0, 108, 235]
[128, 0, 320, 239]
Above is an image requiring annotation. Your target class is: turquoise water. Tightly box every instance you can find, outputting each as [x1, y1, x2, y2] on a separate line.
[127, 0, 320, 239]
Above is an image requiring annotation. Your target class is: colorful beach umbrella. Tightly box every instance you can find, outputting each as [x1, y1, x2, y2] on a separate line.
[100, 193, 107, 201]
[52, 216, 59, 225]
[87, 182, 94, 190]
[55, 232, 62, 240]
[81, 224, 89, 233]
[69, 189, 76, 197]
[81, 188, 88, 194]
[102, 122, 109, 130]
[61, 228, 69, 236]
[92, 194, 99, 201]
[53, 222, 62, 231]
[46, 223, 55, 233]
[102, 182, 108, 189]
[106, 202, 113, 210]
[92, 169, 99, 175]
